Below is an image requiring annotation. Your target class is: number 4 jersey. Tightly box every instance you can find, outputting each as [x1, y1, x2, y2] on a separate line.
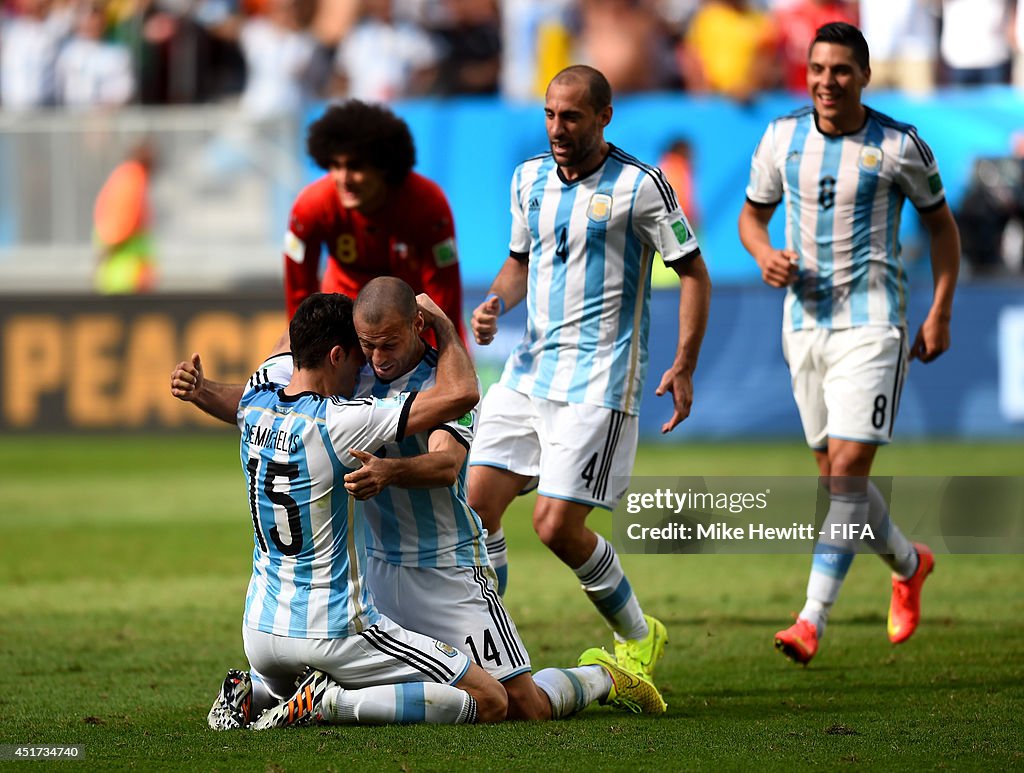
[745, 106, 946, 332]
[502, 145, 700, 416]
[237, 353, 415, 639]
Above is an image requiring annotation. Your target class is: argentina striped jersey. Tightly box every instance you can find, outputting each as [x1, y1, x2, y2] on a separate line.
[354, 346, 487, 568]
[501, 144, 700, 416]
[746, 106, 946, 331]
[238, 353, 414, 639]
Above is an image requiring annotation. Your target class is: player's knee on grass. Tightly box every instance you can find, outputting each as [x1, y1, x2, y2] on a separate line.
[455, 663, 508, 723]
[503, 674, 552, 721]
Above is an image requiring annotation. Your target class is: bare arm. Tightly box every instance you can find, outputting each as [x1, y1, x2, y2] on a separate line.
[738, 201, 798, 287]
[471, 256, 529, 345]
[343, 430, 467, 500]
[404, 295, 480, 436]
[169, 353, 243, 425]
[655, 254, 712, 433]
[911, 203, 961, 362]
[169, 332, 288, 425]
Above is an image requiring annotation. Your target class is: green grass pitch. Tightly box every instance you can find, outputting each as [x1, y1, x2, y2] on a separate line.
[1, 436, 1022, 771]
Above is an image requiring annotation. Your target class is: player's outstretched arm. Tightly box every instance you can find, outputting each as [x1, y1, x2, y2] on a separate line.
[738, 201, 798, 288]
[344, 431, 467, 500]
[656, 254, 711, 433]
[471, 256, 528, 346]
[911, 203, 961, 363]
[405, 294, 480, 436]
[169, 352, 243, 425]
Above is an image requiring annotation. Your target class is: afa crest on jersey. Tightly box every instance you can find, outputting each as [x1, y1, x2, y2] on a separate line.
[434, 640, 459, 658]
[587, 193, 613, 223]
[858, 146, 884, 174]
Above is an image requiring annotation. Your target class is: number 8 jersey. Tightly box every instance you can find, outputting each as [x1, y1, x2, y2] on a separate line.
[745, 106, 946, 332]
[237, 353, 415, 639]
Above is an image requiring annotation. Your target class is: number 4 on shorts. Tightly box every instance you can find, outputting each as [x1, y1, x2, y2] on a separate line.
[581, 453, 598, 490]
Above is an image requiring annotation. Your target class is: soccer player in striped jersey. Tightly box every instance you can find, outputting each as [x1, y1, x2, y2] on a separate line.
[173, 283, 667, 724]
[468, 65, 712, 681]
[738, 22, 961, 664]
[344, 277, 666, 718]
[176, 291, 509, 726]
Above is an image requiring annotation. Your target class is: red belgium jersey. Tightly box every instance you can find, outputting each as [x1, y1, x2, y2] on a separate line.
[283, 172, 466, 342]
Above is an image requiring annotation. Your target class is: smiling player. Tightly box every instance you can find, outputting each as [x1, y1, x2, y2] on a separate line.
[738, 22, 961, 664]
[468, 65, 711, 681]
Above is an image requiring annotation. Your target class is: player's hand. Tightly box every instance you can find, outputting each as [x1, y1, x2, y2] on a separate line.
[344, 448, 392, 500]
[415, 293, 449, 330]
[170, 353, 204, 401]
[655, 365, 694, 434]
[756, 248, 799, 288]
[471, 296, 501, 345]
[910, 311, 951, 363]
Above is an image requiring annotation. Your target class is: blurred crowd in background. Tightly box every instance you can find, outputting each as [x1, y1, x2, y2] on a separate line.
[3, 0, 1024, 292]
[3, 0, 1024, 115]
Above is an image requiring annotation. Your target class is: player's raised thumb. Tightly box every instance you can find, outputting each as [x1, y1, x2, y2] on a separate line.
[191, 352, 202, 370]
[348, 448, 372, 464]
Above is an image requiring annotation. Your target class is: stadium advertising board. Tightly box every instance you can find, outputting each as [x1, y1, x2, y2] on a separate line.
[0, 294, 285, 431]
[1, 286, 1022, 436]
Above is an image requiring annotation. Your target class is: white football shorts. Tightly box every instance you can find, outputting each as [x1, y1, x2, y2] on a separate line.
[243, 613, 470, 704]
[470, 383, 639, 510]
[366, 557, 532, 682]
[783, 325, 908, 449]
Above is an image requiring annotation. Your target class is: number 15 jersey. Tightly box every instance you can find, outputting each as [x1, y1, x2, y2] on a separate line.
[237, 353, 415, 640]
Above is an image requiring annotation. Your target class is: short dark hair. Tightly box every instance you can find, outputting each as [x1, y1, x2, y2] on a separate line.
[306, 101, 416, 185]
[811, 22, 870, 71]
[289, 293, 359, 370]
[353, 276, 417, 327]
[550, 65, 613, 112]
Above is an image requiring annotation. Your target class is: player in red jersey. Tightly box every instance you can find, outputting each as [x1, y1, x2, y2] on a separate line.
[283, 101, 466, 342]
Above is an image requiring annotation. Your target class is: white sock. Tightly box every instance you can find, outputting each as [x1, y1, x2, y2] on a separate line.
[485, 528, 509, 595]
[802, 492, 864, 637]
[797, 598, 831, 638]
[863, 482, 918, 579]
[321, 683, 476, 725]
[574, 534, 648, 640]
[533, 666, 612, 718]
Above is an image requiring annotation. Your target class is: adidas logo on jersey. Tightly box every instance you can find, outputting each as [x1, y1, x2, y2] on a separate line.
[528, 198, 540, 211]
